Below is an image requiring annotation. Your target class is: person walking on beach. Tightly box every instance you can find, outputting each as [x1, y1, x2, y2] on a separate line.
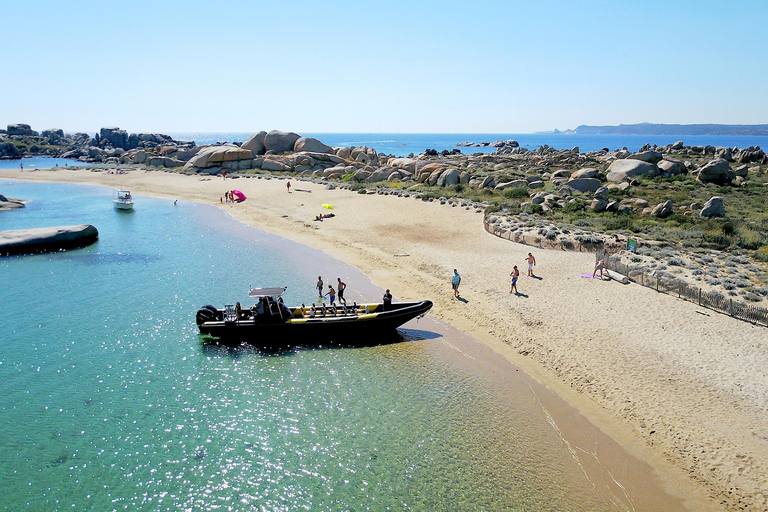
[316, 276, 324, 298]
[510, 265, 520, 295]
[20, 162, 23, 171]
[526, 253, 536, 276]
[337, 278, 347, 304]
[593, 259, 605, 279]
[452, 269, 461, 298]
[325, 285, 336, 305]
[383, 289, 392, 310]
[287, 181, 291, 193]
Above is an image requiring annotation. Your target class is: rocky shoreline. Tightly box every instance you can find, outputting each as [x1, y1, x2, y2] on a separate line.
[4, 124, 767, 306]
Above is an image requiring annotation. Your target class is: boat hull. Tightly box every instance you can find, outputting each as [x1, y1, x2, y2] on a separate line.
[198, 300, 433, 348]
[113, 201, 134, 210]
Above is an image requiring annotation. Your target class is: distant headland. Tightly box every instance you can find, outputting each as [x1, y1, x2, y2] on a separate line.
[544, 123, 768, 136]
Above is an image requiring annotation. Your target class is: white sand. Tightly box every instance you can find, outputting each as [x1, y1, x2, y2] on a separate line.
[6, 168, 767, 511]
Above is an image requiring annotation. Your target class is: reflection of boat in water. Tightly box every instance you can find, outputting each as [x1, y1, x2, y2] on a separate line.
[113, 190, 134, 210]
[196, 287, 433, 348]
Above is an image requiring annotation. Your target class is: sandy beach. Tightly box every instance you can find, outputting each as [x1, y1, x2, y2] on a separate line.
[4, 167, 767, 511]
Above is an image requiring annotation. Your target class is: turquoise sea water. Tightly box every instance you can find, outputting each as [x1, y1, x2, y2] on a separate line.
[0, 157, 94, 170]
[0, 180, 618, 511]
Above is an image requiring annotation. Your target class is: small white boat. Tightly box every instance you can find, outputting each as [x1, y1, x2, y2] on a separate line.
[113, 190, 134, 210]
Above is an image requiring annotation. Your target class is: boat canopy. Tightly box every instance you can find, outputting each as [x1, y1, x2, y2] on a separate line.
[248, 286, 287, 298]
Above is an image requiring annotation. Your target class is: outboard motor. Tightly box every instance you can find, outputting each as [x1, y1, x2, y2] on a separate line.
[196, 305, 219, 326]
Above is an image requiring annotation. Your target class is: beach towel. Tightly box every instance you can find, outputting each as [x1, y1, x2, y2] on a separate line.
[579, 273, 597, 278]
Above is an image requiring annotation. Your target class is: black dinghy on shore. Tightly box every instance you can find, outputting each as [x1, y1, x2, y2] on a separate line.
[196, 287, 433, 348]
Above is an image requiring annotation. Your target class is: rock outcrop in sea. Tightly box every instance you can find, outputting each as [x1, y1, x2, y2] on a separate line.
[0, 225, 99, 255]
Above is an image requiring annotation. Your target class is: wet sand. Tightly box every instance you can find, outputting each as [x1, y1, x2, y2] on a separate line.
[4, 167, 765, 510]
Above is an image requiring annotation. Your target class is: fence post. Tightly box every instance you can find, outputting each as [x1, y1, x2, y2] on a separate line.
[656, 277, 659, 292]
[729, 299, 733, 316]
[679, 283, 681, 298]
[698, 288, 701, 306]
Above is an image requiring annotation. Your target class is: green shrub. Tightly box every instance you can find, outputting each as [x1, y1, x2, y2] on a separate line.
[357, 189, 367, 194]
[605, 216, 636, 232]
[503, 187, 529, 199]
[755, 247, 768, 262]
[527, 204, 544, 215]
[737, 230, 764, 250]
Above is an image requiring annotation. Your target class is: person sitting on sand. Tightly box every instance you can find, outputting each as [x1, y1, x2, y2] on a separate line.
[593, 259, 605, 279]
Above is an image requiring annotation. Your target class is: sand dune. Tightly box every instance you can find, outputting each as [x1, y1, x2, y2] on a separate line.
[5, 168, 767, 511]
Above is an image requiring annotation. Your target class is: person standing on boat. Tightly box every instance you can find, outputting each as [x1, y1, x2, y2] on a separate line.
[316, 276, 324, 298]
[325, 285, 336, 305]
[452, 269, 461, 298]
[336, 278, 347, 304]
[382, 289, 392, 310]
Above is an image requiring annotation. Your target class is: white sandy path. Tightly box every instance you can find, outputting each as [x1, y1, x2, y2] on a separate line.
[6, 168, 768, 510]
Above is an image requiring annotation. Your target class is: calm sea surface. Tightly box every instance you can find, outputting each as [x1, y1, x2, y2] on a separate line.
[0, 180, 618, 511]
[0, 157, 93, 170]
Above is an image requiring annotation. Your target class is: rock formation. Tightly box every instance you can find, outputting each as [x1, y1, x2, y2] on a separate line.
[0, 225, 99, 255]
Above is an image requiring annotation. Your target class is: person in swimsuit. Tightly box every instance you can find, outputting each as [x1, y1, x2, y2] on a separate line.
[593, 259, 605, 279]
[526, 253, 536, 276]
[510, 265, 520, 294]
[325, 285, 336, 305]
[337, 278, 347, 304]
[316, 276, 324, 298]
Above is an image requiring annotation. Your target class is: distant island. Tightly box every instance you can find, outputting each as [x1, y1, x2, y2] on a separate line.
[544, 123, 768, 136]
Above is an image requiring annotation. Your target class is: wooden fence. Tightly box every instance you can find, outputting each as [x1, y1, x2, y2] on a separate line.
[597, 252, 768, 326]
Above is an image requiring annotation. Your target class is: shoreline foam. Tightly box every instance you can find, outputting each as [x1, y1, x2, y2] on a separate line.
[4, 167, 765, 511]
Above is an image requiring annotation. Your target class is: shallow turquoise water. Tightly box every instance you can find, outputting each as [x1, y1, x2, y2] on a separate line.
[0, 157, 92, 170]
[0, 180, 615, 511]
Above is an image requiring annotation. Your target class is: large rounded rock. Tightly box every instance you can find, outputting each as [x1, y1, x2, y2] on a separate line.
[0, 194, 26, 210]
[241, 131, 267, 155]
[651, 200, 674, 218]
[697, 158, 734, 185]
[566, 177, 602, 192]
[700, 196, 725, 218]
[100, 127, 129, 149]
[437, 168, 461, 187]
[657, 158, 686, 176]
[261, 159, 291, 172]
[0, 225, 98, 255]
[388, 157, 417, 173]
[628, 150, 663, 164]
[570, 167, 599, 179]
[264, 130, 300, 154]
[606, 159, 658, 182]
[293, 137, 333, 154]
[416, 163, 445, 182]
[7, 123, 36, 136]
[183, 145, 254, 171]
[0, 142, 21, 158]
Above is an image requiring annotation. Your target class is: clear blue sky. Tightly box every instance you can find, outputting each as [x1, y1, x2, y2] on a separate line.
[2, 0, 766, 134]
